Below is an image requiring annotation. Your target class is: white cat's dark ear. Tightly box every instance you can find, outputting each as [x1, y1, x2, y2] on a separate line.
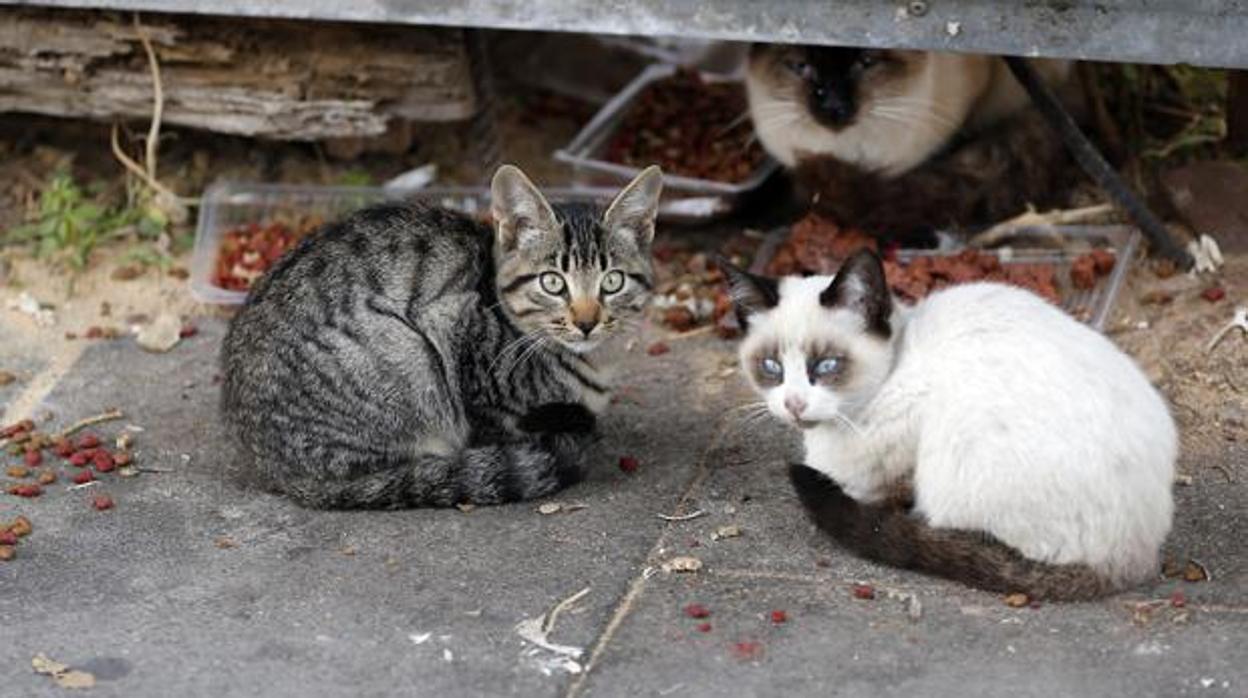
[820, 249, 892, 338]
[491, 164, 558, 252]
[603, 165, 663, 247]
[714, 255, 779, 330]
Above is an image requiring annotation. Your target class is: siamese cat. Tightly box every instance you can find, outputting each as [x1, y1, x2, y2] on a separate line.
[721, 250, 1176, 599]
[747, 45, 1080, 243]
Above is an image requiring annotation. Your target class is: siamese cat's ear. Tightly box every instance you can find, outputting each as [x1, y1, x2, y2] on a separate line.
[603, 165, 663, 248]
[714, 255, 779, 330]
[491, 164, 559, 253]
[820, 249, 892, 337]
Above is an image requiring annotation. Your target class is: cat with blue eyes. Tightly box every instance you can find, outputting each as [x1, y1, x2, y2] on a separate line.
[746, 44, 1079, 243]
[721, 250, 1177, 600]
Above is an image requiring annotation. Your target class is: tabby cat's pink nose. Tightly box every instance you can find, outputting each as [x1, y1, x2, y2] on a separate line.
[784, 395, 807, 419]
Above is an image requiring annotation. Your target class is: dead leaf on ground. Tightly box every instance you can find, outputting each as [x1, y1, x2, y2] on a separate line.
[711, 525, 741, 541]
[1003, 592, 1030, 608]
[661, 556, 703, 574]
[1183, 560, 1211, 582]
[54, 671, 96, 689]
[32, 654, 68, 675]
[32, 654, 95, 689]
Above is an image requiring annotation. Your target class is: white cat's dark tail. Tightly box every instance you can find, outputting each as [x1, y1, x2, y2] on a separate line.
[788, 464, 1117, 601]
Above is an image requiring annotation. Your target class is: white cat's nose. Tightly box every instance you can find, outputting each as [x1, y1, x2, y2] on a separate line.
[784, 395, 807, 420]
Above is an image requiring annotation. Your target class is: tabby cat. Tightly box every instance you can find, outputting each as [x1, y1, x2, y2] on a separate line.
[221, 165, 662, 509]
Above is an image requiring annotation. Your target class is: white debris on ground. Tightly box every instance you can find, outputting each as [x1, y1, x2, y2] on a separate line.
[515, 587, 590, 677]
[136, 312, 182, 352]
[6, 291, 55, 326]
[1187, 234, 1224, 274]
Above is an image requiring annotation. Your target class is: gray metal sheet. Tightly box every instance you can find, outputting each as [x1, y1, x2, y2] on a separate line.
[2, 0, 1246, 69]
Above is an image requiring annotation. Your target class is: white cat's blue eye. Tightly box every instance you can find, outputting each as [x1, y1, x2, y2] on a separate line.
[813, 358, 841, 376]
[601, 270, 625, 295]
[539, 272, 566, 295]
[760, 358, 783, 378]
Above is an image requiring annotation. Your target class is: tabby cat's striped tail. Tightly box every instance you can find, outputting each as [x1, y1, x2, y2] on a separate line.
[787, 463, 1116, 601]
[287, 433, 588, 510]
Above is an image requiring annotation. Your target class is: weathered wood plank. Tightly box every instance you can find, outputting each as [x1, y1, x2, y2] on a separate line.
[0, 7, 478, 140]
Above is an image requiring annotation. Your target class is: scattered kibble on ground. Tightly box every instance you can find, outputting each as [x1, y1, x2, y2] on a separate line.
[770, 610, 788, 624]
[92, 494, 115, 511]
[618, 456, 640, 473]
[852, 584, 876, 600]
[684, 603, 711, 619]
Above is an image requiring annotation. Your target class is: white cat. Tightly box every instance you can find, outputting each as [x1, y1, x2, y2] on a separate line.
[721, 250, 1176, 599]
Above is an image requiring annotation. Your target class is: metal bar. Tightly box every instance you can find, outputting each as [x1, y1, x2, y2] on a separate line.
[3, 0, 1248, 69]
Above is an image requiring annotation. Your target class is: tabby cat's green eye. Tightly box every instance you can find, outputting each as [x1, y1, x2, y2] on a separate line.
[539, 272, 566, 295]
[601, 270, 625, 295]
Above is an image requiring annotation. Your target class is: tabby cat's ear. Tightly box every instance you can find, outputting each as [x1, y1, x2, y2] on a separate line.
[714, 255, 778, 330]
[491, 165, 559, 253]
[603, 165, 663, 248]
[820, 249, 892, 338]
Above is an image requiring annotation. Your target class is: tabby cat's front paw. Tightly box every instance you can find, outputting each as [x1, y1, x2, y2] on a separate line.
[518, 402, 597, 435]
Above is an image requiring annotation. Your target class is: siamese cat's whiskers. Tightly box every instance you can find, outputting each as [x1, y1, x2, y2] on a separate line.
[832, 412, 864, 436]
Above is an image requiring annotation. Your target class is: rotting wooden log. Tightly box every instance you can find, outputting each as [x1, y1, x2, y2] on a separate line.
[0, 7, 478, 140]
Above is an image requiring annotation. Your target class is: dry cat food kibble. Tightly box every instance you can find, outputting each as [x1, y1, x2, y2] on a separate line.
[605, 69, 767, 183]
[214, 218, 323, 291]
[851, 583, 876, 600]
[618, 456, 640, 474]
[92, 494, 115, 511]
[684, 603, 711, 619]
[766, 213, 1116, 307]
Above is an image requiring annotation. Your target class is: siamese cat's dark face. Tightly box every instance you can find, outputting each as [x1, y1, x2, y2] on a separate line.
[721, 251, 895, 428]
[749, 45, 916, 132]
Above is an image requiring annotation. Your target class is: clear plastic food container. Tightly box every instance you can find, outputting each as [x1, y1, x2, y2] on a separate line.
[554, 63, 780, 223]
[191, 181, 678, 305]
[751, 224, 1138, 332]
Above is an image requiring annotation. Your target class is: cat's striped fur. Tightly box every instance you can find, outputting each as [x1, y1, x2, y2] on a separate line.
[220, 165, 662, 509]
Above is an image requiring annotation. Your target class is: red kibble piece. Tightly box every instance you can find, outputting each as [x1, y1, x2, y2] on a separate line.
[1170, 590, 1187, 608]
[53, 439, 75, 458]
[72, 470, 95, 485]
[730, 641, 764, 661]
[23, 450, 42, 467]
[0, 531, 17, 546]
[94, 452, 116, 473]
[770, 610, 788, 624]
[85, 326, 104, 339]
[646, 341, 671, 357]
[618, 456, 640, 473]
[695, 622, 712, 633]
[77, 434, 101, 449]
[113, 452, 133, 467]
[92, 494, 115, 511]
[8, 484, 42, 498]
[69, 452, 90, 467]
[684, 603, 711, 619]
[852, 584, 876, 600]
[179, 324, 199, 339]
[1202, 286, 1226, 303]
